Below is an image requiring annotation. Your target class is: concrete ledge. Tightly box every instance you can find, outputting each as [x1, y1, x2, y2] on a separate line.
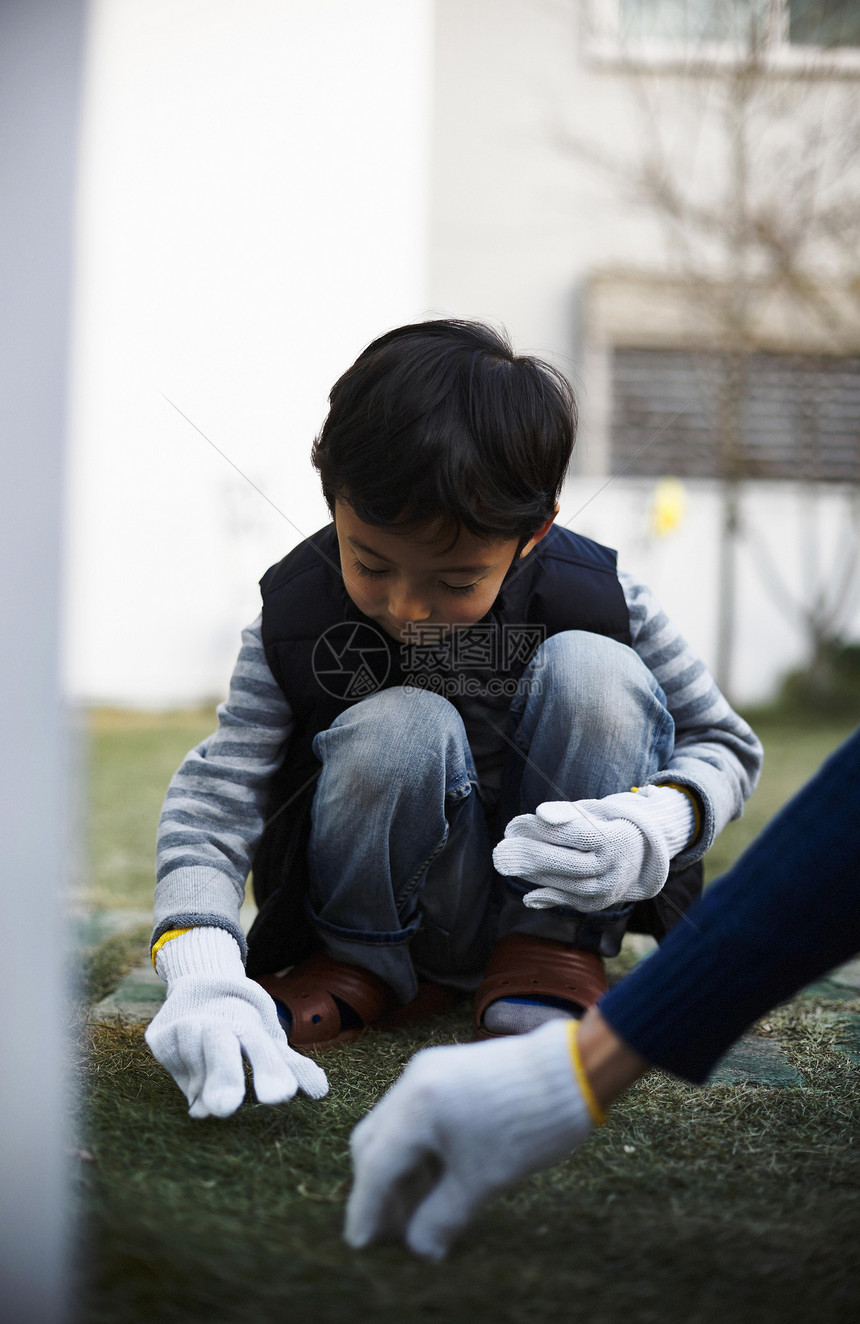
[88, 900, 258, 1023]
[707, 1035, 806, 1087]
[91, 958, 164, 1024]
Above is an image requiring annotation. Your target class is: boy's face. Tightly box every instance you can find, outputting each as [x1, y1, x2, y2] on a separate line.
[334, 498, 555, 640]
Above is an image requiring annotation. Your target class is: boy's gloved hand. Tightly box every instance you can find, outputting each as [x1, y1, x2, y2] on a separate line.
[493, 785, 696, 913]
[345, 1021, 596, 1261]
[145, 926, 328, 1118]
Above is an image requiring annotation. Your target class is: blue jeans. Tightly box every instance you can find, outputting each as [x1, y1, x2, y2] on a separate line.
[306, 631, 676, 1002]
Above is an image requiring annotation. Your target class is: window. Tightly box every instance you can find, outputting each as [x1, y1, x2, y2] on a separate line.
[610, 347, 860, 482]
[618, 0, 772, 45]
[588, 0, 860, 66]
[788, 0, 860, 47]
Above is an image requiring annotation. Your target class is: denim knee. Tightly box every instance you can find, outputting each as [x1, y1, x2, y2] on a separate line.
[520, 630, 668, 721]
[505, 629, 676, 797]
[312, 685, 475, 804]
[538, 629, 661, 693]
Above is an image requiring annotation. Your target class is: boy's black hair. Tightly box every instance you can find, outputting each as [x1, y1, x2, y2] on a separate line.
[311, 319, 577, 544]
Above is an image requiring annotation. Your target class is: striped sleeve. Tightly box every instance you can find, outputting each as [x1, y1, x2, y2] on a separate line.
[619, 571, 764, 867]
[151, 614, 294, 959]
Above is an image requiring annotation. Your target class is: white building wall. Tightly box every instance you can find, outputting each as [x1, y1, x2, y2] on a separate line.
[67, 0, 860, 707]
[564, 478, 860, 705]
[430, 0, 860, 704]
[67, 0, 433, 706]
[429, 1, 670, 357]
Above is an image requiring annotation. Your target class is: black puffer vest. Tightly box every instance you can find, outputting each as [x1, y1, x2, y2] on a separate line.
[245, 524, 701, 975]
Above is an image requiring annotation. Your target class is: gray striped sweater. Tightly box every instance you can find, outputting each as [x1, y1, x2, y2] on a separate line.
[152, 571, 763, 956]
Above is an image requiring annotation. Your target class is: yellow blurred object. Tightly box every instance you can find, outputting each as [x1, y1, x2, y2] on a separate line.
[651, 477, 686, 538]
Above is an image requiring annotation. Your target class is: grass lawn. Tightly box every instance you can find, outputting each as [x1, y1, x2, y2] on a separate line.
[84, 707, 219, 911]
[75, 708, 860, 1323]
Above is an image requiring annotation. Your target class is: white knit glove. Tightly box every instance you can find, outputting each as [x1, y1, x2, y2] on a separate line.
[345, 1020, 596, 1261]
[493, 786, 696, 913]
[145, 927, 329, 1118]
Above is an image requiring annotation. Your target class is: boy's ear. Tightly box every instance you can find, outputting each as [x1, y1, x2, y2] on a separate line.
[518, 505, 559, 557]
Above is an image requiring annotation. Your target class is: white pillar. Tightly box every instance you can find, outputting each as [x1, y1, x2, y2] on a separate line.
[0, 2, 85, 1319]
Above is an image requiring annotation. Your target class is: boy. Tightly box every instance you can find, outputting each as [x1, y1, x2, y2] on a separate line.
[146, 319, 762, 1118]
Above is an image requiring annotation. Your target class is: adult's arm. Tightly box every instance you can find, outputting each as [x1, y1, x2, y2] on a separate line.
[600, 723, 860, 1082]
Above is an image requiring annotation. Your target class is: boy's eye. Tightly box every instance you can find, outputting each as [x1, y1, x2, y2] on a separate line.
[352, 557, 479, 596]
[352, 558, 388, 580]
[443, 581, 479, 596]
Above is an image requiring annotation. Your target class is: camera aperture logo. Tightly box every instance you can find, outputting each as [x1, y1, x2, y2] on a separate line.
[312, 622, 391, 699]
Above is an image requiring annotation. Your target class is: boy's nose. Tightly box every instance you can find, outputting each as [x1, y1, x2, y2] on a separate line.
[387, 588, 431, 623]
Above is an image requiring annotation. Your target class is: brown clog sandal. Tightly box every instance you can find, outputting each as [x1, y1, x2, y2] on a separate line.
[255, 952, 397, 1050]
[474, 933, 608, 1039]
[255, 953, 461, 1050]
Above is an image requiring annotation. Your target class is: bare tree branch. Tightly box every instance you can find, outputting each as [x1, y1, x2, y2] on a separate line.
[557, 0, 860, 691]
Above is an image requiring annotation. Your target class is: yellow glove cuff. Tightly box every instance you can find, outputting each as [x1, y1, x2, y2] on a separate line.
[660, 782, 702, 845]
[630, 782, 702, 848]
[568, 1021, 608, 1126]
[151, 927, 193, 970]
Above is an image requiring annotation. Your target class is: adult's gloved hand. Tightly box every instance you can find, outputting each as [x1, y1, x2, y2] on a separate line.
[493, 785, 696, 913]
[345, 1020, 598, 1261]
[145, 926, 328, 1118]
